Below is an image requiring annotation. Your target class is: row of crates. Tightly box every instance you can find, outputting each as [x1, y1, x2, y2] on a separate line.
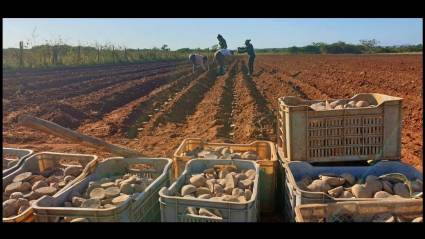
[3, 93, 422, 222]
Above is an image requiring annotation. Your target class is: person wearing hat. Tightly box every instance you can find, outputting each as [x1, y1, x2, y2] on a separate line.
[238, 39, 256, 76]
[217, 34, 228, 49]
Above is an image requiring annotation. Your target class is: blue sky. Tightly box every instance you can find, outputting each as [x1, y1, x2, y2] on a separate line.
[3, 18, 423, 49]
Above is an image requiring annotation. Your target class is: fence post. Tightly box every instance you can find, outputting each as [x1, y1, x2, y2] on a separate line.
[138, 48, 140, 60]
[112, 46, 115, 64]
[19, 41, 24, 68]
[97, 47, 100, 64]
[78, 46, 81, 64]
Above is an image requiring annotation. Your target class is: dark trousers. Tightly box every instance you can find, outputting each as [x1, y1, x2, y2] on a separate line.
[248, 56, 255, 75]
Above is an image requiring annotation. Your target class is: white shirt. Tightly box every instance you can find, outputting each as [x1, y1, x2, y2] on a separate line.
[218, 49, 232, 56]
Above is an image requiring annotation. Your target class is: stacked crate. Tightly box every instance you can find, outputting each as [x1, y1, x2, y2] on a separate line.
[276, 93, 423, 222]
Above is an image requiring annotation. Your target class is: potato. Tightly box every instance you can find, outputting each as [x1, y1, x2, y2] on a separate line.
[224, 174, 237, 189]
[72, 196, 86, 207]
[310, 102, 326, 111]
[307, 180, 331, 193]
[340, 173, 356, 186]
[5, 181, 23, 194]
[104, 187, 120, 198]
[393, 183, 410, 198]
[81, 198, 101, 208]
[328, 186, 344, 197]
[198, 194, 212, 199]
[329, 100, 343, 109]
[244, 189, 253, 201]
[244, 169, 256, 180]
[13, 172, 33, 183]
[365, 180, 382, 194]
[351, 184, 373, 198]
[374, 191, 392, 198]
[203, 168, 216, 174]
[381, 180, 394, 194]
[213, 184, 224, 195]
[3, 199, 18, 218]
[334, 105, 344, 110]
[112, 195, 130, 205]
[355, 101, 369, 108]
[35, 186, 58, 196]
[9, 192, 24, 200]
[120, 182, 134, 195]
[372, 213, 394, 222]
[181, 185, 197, 196]
[238, 179, 253, 189]
[189, 174, 206, 187]
[231, 188, 244, 197]
[339, 190, 354, 198]
[64, 165, 83, 177]
[224, 186, 233, 195]
[16, 198, 30, 208]
[199, 208, 220, 217]
[412, 217, 423, 222]
[24, 191, 40, 201]
[319, 175, 345, 187]
[221, 195, 239, 202]
[28, 175, 46, 184]
[196, 187, 211, 197]
[32, 180, 48, 191]
[187, 207, 198, 215]
[235, 173, 248, 182]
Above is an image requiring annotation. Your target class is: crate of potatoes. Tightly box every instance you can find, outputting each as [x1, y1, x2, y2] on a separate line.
[283, 160, 423, 221]
[3, 148, 34, 176]
[3, 152, 98, 222]
[277, 93, 402, 162]
[173, 138, 277, 213]
[295, 200, 423, 222]
[32, 157, 172, 222]
[159, 159, 260, 222]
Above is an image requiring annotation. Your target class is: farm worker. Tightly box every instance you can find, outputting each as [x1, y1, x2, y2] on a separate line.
[189, 54, 208, 74]
[238, 39, 256, 76]
[214, 49, 234, 75]
[217, 34, 228, 49]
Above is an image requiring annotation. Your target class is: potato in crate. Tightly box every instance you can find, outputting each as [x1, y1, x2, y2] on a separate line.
[159, 159, 260, 222]
[173, 138, 277, 214]
[33, 157, 172, 222]
[3, 152, 98, 222]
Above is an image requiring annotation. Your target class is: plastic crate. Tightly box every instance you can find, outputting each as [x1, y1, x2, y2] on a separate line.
[3, 148, 34, 176]
[2, 152, 98, 223]
[283, 160, 423, 220]
[173, 138, 277, 213]
[295, 200, 423, 222]
[33, 157, 172, 222]
[159, 159, 260, 222]
[277, 93, 402, 162]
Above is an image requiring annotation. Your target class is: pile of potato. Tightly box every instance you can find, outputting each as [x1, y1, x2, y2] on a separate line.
[310, 99, 373, 111]
[3, 165, 83, 218]
[184, 146, 259, 161]
[176, 165, 256, 218]
[296, 173, 423, 199]
[61, 172, 154, 211]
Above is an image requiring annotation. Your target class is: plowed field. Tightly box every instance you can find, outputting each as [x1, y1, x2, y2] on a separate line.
[3, 55, 422, 172]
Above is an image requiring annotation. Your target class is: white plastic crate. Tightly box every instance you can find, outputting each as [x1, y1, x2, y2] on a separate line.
[295, 200, 423, 222]
[33, 157, 172, 222]
[3, 148, 34, 176]
[3, 152, 98, 222]
[277, 93, 402, 162]
[283, 160, 423, 220]
[159, 159, 260, 222]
